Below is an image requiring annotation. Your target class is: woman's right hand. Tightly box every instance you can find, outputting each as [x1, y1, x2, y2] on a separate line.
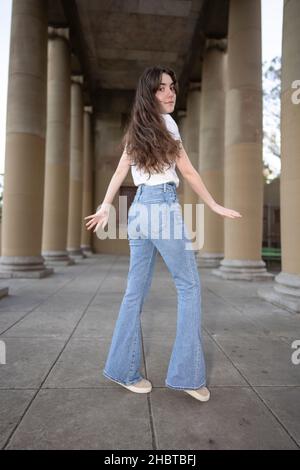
[84, 205, 110, 232]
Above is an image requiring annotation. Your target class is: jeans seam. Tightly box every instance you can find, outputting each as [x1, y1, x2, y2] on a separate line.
[193, 257, 205, 387]
[141, 245, 156, 300]
[126, 243, 156, 382]
[186, 249, 202, 388]
[128, 317, 140, 379]
[194, 257, 203, 387]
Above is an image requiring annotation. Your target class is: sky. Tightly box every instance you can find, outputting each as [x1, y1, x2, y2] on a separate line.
[0, 0, 12, 176]
[261, 0, 283, 178]
[0, 0, 284, 176]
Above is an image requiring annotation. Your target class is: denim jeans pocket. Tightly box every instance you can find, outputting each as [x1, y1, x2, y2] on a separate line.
[127, 202, 148, 240]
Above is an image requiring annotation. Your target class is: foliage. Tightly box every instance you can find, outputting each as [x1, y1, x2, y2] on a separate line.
[262, 56, 281, 183]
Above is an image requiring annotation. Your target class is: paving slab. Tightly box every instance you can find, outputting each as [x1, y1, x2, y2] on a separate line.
[5, 389, 152, 450]
[150, 387, 298, 450]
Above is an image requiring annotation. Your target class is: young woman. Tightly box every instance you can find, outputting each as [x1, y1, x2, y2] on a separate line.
[85, 66, 242, 402]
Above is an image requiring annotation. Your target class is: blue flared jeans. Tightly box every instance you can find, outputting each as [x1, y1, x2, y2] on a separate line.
[103, 181, 206, 390]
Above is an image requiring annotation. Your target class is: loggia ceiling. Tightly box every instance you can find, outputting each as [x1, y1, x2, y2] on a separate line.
[48, 0, 229, 110]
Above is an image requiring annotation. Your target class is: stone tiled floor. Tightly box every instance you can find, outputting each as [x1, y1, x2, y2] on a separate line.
[0, 254, 299, 449]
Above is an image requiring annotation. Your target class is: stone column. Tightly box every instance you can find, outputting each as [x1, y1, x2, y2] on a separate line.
[258, 0, 300, 311]
[176, 109, 188, 207]
[93, 103, 132, 255]
[81, 106, 94, 255]
[197, 39, 226, 268]
[183, 82, 201, 246]
[213, 0, 273, 280]
[0, 0, 53, 278]
[67, 75, 86, 259]
[42, 27, 74, 266]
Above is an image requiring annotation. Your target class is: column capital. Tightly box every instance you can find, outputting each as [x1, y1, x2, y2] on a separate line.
[71, 75, 84, 85]
[48, 26, 70, 42]
[84, 106, 93, 114]
[188, 81, 201, 92]
[205, 38, 227, 53]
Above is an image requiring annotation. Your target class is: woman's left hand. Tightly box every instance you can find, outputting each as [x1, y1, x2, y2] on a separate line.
[211, 203, 242, 219]
[84, 205, 110, 232]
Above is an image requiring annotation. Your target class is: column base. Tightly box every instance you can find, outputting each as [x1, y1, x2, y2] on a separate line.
[257, 272, 300, 313]
[42, 250, 75, 266]
[67, 249, 87, 260]
[80, 245, 94, 257]
[212, 259, 274, 281]
[0, 256, 54, 278]
[196, 252, 224, 268]
[0, 287, 9, 298]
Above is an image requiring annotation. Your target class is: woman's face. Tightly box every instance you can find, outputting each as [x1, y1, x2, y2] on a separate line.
[155, 73, 176, 114]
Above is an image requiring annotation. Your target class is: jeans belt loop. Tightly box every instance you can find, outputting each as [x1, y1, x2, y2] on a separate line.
[163, 182, 167, 192]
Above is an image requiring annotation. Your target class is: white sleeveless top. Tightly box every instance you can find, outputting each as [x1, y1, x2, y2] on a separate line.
[130, 113, 182, 188]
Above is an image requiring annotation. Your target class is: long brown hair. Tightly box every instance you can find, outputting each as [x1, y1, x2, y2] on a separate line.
[122, 66, 181, 180]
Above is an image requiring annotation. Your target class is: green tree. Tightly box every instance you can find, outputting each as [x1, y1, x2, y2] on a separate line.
[262, 56, 281, 183]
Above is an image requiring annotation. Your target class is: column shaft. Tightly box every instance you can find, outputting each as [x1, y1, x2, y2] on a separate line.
[42, 29, 74, 266]
[0, 0, 52, 278]
[176, 110, 188, 207]
[67, 77, 85, 258]
[183, 83, 201, 249]
[81, 107, 94, 255]
[197, 40, 226, 268]
[213, 0, 273, 280]
[93, 110, 128, 254]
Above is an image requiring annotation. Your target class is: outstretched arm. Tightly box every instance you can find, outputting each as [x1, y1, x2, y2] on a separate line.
[175, 143, 242, 219]
[102, 148, 132, 206]
[84, 147, 131, 232]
